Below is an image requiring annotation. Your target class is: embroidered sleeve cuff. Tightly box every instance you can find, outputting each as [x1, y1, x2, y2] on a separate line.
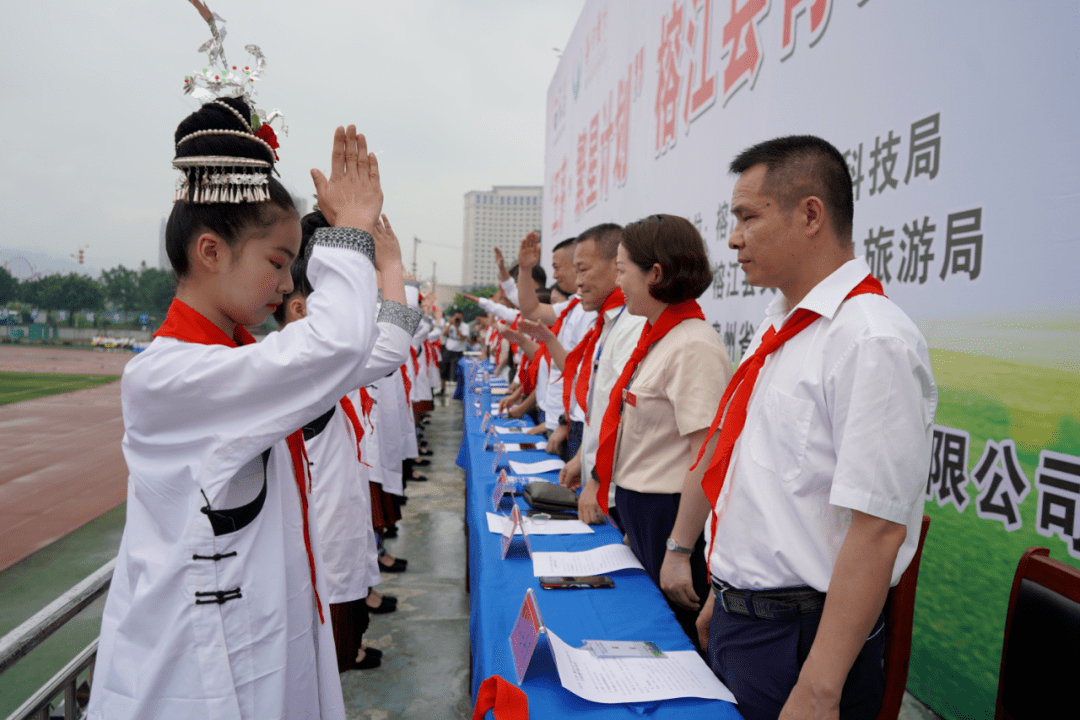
[308, 227, 376, 265]
[378, 300, 421, 335]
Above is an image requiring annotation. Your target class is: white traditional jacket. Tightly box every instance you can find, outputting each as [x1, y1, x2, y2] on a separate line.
[88, 230, 420, 720]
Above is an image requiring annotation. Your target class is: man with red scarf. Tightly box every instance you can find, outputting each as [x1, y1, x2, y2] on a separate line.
[662, 136, 937, 720]
[539, 224, 646, 524]
[515, 235, 597, 460]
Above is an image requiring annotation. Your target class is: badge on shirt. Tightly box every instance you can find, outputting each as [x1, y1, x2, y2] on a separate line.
[624, 390, 637, 408]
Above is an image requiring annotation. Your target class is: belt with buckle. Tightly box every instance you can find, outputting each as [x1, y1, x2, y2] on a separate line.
[711, 578, 826, 621]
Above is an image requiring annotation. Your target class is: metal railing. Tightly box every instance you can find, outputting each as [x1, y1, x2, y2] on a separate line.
[0, 560, 114, 720]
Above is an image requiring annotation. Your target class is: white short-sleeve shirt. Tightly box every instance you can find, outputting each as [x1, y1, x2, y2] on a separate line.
[707, 257, 938, 592]
[542, 299, 597, 427]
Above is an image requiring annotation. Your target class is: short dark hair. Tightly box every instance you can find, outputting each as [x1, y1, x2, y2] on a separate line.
[272, 210, 326, 325]
[729, 135, 853, 245]
[575, 223, 624, 260]
[552, 237, 576, 254]
[166, 96, 298, 278]
[621, 214, 713, 304]
[508, 263, 548, 288]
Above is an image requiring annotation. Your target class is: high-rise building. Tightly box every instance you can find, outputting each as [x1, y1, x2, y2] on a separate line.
[461, 185, 542, 288]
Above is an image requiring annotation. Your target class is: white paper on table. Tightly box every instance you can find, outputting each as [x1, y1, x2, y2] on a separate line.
[531, 543, 645, 577]
[494, 425, 530, 435]
[509, 458, 566, 475]
[503, 440, 547, 452]
[545, 629, 736, 704]
[486, 512, 594, 535]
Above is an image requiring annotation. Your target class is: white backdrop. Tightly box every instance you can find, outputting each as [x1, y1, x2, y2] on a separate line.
[542, 0, 1080, 366]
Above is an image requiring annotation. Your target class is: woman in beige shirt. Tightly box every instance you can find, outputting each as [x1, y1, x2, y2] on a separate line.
[601, 214, 732, 647]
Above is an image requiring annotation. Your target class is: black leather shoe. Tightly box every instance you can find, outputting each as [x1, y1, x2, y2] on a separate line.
[379, 557, 408, 573]
[367, 596, 398, 614]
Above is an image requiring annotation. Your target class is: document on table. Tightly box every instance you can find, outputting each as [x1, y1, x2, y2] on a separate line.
[545, 629, 736, 704]
[503, 440, 547, 452]
[509, 458, 565, 475]
[531, 543, 645, 577]
[494, 425, 531, 435]
[486, 512, 594, 535]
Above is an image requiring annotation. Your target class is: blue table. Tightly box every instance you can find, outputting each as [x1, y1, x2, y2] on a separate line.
[458, 360, 742, 718]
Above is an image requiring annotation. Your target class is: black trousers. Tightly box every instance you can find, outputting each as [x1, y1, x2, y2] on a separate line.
[614, 486, 709, 649]
[707, 598, 886, 720]
[563, 420, 585, 463]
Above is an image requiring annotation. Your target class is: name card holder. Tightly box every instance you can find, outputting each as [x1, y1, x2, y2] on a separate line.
[500, 505, 532, 559]
[491, 470, 513, 512]
[509, 588, 546, 685]
[480, 412, 492, 433]
[491, 441, 507, 473]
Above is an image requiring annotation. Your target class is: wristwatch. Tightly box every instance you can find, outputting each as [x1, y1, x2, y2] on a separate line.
[666, 538, 693, 555]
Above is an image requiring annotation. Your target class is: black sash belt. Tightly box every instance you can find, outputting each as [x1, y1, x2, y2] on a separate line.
[711, 578, 826, 621]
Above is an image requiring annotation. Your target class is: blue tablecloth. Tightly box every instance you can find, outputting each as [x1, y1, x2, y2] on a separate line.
[459, 360, 742, 719]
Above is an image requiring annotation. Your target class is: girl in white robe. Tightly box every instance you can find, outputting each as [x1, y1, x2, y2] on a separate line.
[88, 111, 407, 720]
[277, 212, 416, 672]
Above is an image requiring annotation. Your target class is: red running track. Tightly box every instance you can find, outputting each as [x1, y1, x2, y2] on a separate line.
[0, 348, 133, 571]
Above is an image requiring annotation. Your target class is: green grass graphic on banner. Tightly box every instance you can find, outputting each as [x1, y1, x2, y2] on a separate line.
[908, 350, 1080, 720]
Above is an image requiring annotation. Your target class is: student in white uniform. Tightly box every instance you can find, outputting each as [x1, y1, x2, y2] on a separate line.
[88, 100, 402, 719]
[274, 211, 420, 672]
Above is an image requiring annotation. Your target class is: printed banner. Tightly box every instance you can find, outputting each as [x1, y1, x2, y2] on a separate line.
[544, 3, 1080, 719]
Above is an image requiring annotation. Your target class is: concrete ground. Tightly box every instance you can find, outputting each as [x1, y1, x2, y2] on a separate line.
[340, 394, 474, 720]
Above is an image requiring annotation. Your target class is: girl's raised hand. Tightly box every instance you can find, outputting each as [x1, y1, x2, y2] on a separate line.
[310, 125, 383, 233]
[372, 214, 405, 273]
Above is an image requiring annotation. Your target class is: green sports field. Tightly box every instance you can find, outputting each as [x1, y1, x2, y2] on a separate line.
[908, 350, 1080, 720]
[0, 372, 120, 405]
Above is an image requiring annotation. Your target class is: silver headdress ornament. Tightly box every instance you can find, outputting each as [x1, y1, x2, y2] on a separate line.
[173, 0, 287, 204]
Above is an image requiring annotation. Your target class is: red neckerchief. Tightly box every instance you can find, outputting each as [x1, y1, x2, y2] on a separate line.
[399, 364, 412, 408]
[359, 387, 374, 419]
[339, 395, 370, 466]
[562, 288, 625, 420]
[694, 274, 886, 572]
[410, 345, 421, 374]
[524, 297, 581, 397]
[593, 299, 705, 513]
[154, 298, 325, 623]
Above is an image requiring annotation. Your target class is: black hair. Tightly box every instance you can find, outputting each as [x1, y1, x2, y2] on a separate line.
[272, 210, 326, 326]
[729, 135, 854, 245]
[508, 263, 548, 289]
[575, 223, 624, 260]
[622, 214, 713, 304]
[552, 237, 576, 254]
[165, 96, 298, 278]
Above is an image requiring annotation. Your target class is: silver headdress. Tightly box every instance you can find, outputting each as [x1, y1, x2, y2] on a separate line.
[173, 1, 287, 204]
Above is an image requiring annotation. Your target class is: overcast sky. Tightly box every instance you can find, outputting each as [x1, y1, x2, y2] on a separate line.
[0, 0, 585, 286]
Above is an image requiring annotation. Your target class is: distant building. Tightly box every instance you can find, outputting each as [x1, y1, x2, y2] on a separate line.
[461, 186, 542, 288]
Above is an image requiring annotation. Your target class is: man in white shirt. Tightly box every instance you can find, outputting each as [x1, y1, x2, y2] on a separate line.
[662, 136, 937, 720]
[515, 234, 598, 460]
[438, 311, 468, 395]
[516, 225, 646, 524]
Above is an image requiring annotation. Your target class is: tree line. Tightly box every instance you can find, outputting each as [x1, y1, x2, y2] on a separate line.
[0, 262, 175, 317]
